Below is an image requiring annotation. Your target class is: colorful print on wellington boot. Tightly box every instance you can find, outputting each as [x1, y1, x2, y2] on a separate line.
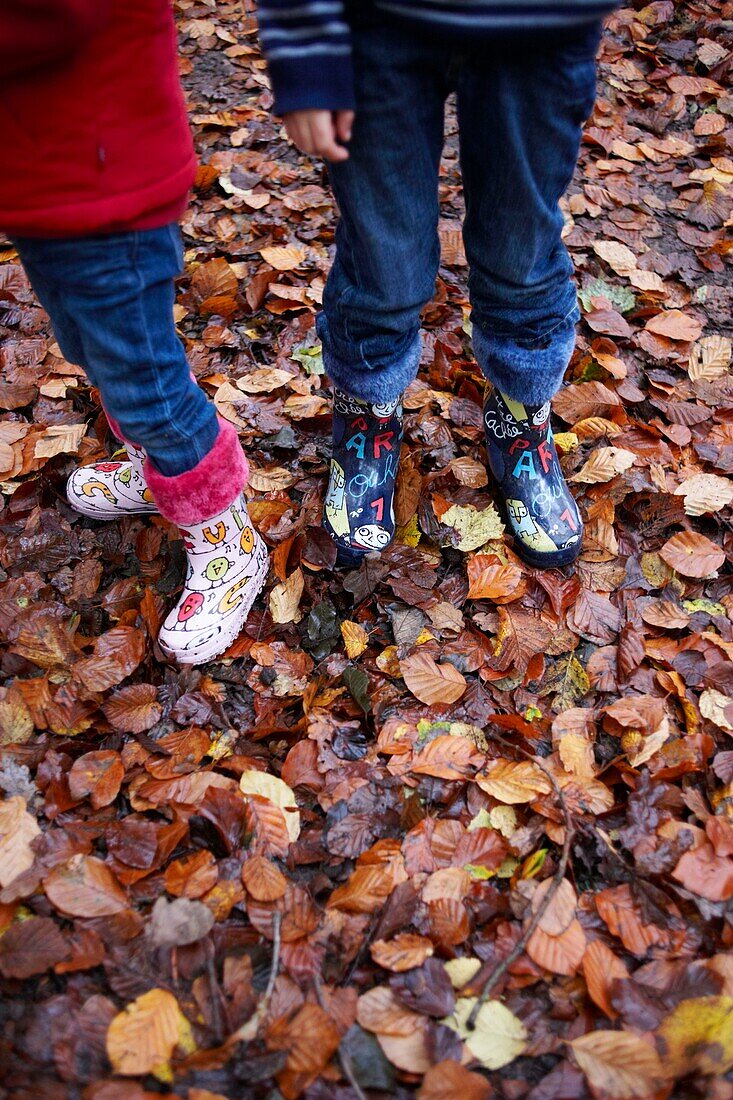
[66, 441, 157, 519]
[483, 387, 582, 568]
[323, 388, 403, 567]
[157, 492, 269, 665]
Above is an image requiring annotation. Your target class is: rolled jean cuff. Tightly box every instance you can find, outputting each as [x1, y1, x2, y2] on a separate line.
[474, 314, 579, 406]
[317, 314, 421, 404]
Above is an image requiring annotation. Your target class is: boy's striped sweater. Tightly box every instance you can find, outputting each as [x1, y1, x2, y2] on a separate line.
[257, 0, 617, 114]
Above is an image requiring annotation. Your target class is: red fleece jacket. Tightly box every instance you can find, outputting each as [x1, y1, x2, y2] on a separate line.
[0, 0, 196, 238]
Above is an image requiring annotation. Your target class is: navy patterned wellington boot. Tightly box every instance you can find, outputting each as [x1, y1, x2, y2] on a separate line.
[323, 388, 403, 567]
[483, 387, 583, 568]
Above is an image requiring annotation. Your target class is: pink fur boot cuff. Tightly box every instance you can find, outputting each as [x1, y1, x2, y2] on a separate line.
[144, 417, 249, 526]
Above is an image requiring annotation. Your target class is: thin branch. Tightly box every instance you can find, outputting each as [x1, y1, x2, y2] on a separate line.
[230, 910, 282, 1043]
[467, 730, 575, 1030]
[313, 973, 367, 1100]
[264, 909, 282, 1003]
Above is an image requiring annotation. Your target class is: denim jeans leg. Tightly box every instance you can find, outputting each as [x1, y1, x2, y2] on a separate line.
[456, 25, 602, 405]
[317, 21, 449, 404]
[14, 225, 220, 476]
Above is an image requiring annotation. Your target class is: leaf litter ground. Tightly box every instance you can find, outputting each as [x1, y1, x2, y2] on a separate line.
[1, 3, 733, 1098]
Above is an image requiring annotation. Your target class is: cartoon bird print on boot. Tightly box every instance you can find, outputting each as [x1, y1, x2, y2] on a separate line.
[157, 492, 269, 665]
[483, 387, 582, 568]
[323, 387, 403, 567]
[67, 440, 157, 519]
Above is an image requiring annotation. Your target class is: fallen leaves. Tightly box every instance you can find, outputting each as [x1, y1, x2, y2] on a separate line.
[570, 1030, 667, 1098]
[0, 795, 39, 887]
[106, 989, 196, 1077]
[44, 854, 128, 918]
[442, 998, 528, 1070]
[400, 651, 467, 706]
[659, 530, 726, 578]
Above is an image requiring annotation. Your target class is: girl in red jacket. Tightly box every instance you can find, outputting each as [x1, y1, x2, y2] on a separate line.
[0, 0, 268, 664]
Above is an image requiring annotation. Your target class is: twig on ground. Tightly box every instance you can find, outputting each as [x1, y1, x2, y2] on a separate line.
[314, 973, 367, 1100]
[467, 729, 575, 1030]
[230, 910, 282, 1043]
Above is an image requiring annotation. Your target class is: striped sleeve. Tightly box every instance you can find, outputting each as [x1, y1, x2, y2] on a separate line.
[256, 0, 355, 115]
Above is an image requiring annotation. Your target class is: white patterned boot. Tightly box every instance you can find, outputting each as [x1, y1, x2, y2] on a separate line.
[145, 418, 269, 665]
[66, 440, 157, 518]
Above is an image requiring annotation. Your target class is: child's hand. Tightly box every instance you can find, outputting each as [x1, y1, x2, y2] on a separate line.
[283, 110, 354, 162]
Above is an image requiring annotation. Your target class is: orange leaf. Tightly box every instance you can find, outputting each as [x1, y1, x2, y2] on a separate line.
[45, 854, 127, 918]
[411, 734, 476, 779]
[582, 939, 629, 1019]
[400, 652, 466, 706]
[103, 683, 162, 733]
[526, 917, 586, 976]
[163, 850, 218, 899]
[68, 750, 124, 809]
[418, 1061, 492, 1100]
[267, 1002, 340, 1073]
[672, 842, 733, 901]
[241, 855, 288, 901]
[644, 308, 703, 342]
[659, 531, 725, 578]
[370, 934, 435, 972]
[466, 554, 525, 602]
[570, 1030, 666, 1098]
[476, 759, 552, 804]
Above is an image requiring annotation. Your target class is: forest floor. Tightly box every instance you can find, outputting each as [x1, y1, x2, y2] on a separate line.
[1, 2, 733, 1098]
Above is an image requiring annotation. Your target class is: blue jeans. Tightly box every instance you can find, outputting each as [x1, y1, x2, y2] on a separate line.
[317, 16, 601, 406]
[13, 224, 220, 476]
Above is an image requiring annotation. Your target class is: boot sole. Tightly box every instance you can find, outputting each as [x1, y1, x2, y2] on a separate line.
[67, 500, 157, 519]
[158, 534, 269, 666]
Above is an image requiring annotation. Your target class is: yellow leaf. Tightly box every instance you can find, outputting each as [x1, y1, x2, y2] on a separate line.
[106, 989, 195, 1078]
[239, 770, 300, 844]
[592, 240, 638, 277]
[439, 502, 504, 552]
[248, 465, 297, 492]
[341, 620, 369, 659]
[269, 568, 304, 625]
[441, 998, 527, 1069]
[699, 688, 733, 733]
[444, 957, 482, 990]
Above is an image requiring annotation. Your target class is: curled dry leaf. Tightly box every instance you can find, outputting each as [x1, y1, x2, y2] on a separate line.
[370, 933, 434, 972]
[340, 619, 369, 659]
[106, 988, 195, 1077]
[400, 651, 467, 706]
[269, 568, 304, 625]
[571, 446, 635, 484]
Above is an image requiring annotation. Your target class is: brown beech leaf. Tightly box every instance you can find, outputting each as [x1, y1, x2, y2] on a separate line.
[356, 985, 423, 1037]
[582, 939, 630, 1019]
[0, 916, 69, 978]
[0, 796, 40, 888]
[68, 750, 125, 809]
[418, 1061, 492, 1100]
[241, 855, 288, 901]
[645, 308, 703, 342]
[659, 531, 725, 578]
[74, 626, 146, 693]
[411, 734, 476, 780]
[400, 652, 467, 706]
[476, 759, 552, 804]
[163, 849, 218, 899]
[570, 1030, 666, 1098]
[44, 854, 128, 918]
[103, 683, 162, 733]
[370, 933, 434, 973]
[267, 1002, 341, 1073]
[466, 554, 525, 602]
[526, 918, 586, 977]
